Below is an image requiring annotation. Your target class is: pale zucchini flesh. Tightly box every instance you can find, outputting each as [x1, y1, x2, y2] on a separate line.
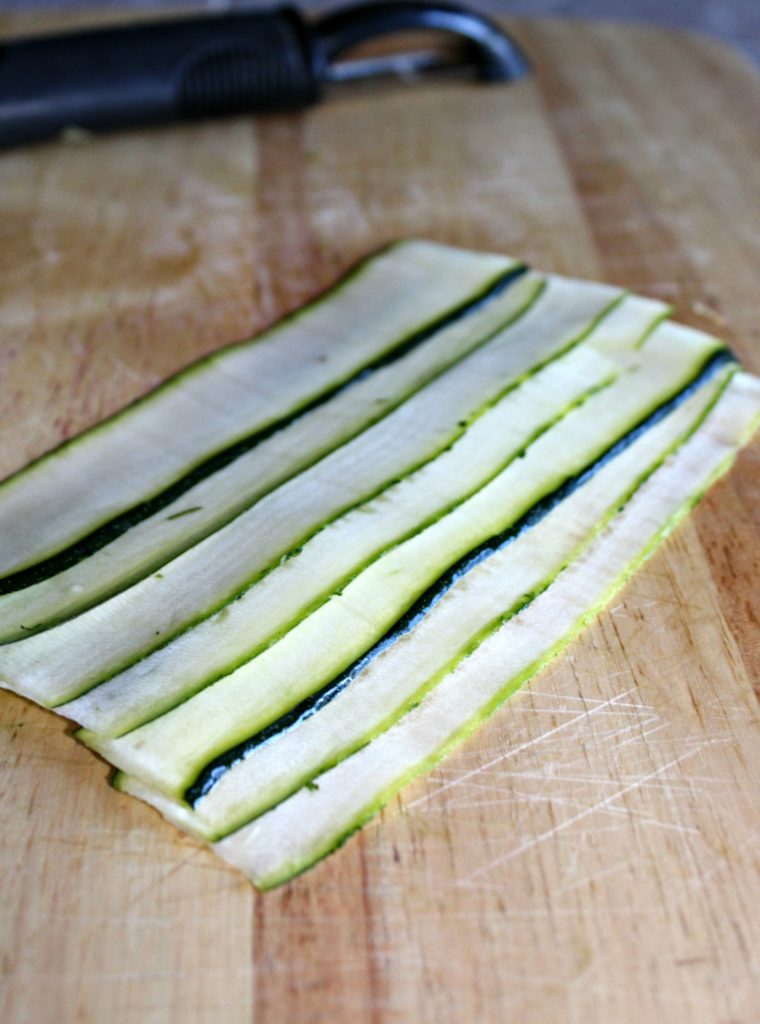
[114, 367, 735, 840]
[0, 269, 543, 636]
[80, 321, 722, 799]
[211, 372, 760, 890]
[0, 240, 515, 580]
[0, 276, 625, 703]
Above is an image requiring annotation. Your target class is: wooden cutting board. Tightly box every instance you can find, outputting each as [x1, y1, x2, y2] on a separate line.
[1, 14, 759, 1024]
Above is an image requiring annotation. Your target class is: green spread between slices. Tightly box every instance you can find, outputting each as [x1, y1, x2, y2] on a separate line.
[0, 240, 757, 892]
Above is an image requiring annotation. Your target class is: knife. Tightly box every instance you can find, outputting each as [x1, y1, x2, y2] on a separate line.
[0, 1, 530, 148]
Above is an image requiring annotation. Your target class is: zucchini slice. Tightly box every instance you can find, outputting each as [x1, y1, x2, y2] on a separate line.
[0, 276, 626, 702]
[62, 343, 616, 736]
[0, 269, 543, 635]
[0, 240, 515, 581]
[210, 371, 760, 890]
[80, 320, 722, 798]
[114, 366, 735, 841]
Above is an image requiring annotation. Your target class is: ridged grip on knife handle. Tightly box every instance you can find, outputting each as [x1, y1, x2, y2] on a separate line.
[177, 40, 316, 118]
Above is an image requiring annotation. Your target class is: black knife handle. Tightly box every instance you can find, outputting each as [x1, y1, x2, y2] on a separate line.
[0, 8, 320, 147]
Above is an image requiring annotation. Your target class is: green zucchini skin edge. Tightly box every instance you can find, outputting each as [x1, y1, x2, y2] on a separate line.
[1, 253, 526, 594]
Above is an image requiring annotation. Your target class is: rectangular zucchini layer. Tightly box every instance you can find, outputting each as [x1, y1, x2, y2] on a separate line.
[0, 269, 543, 636]
[0, 240, 515, 580]
[0, 276, 627, 702]
[114, 367, 734, 841]
[80, 321, 722, 799]
[211, 372, 760, 889]
[1, 239, 756, 894]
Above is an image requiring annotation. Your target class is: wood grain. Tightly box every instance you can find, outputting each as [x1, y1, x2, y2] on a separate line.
[1, 16, 759, 1024]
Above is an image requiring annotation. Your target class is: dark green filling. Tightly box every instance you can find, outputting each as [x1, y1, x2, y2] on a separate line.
[0, 264, 527, 595]
[185, 347, 734, 805]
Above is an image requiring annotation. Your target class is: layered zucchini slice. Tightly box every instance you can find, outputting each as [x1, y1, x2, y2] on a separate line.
[1, 240, 757, 890]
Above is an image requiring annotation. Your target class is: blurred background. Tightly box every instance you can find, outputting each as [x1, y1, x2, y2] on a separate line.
[0, 0, 757, 66]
